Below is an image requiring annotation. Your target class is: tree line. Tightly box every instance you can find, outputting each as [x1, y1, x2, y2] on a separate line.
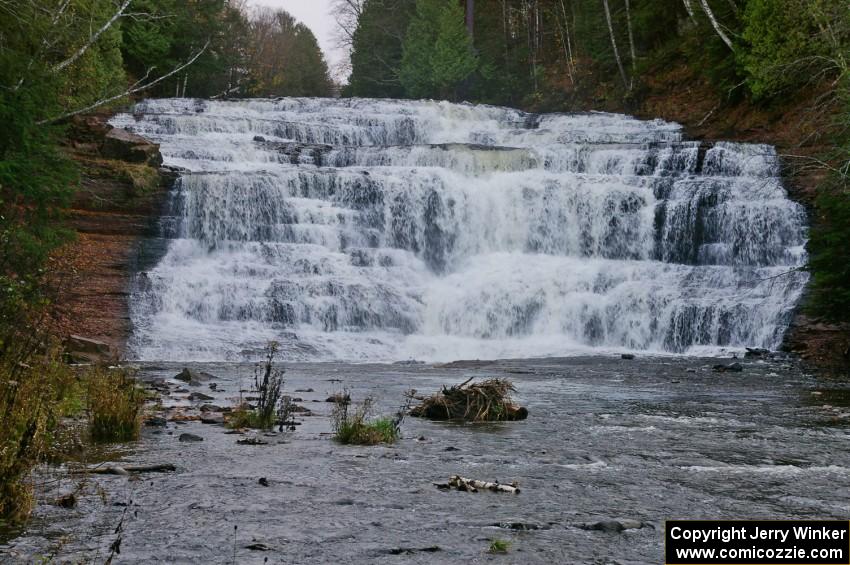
[340, 0, 848, 108]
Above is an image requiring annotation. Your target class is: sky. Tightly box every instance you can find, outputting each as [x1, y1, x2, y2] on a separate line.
[247, 0, 347, 80]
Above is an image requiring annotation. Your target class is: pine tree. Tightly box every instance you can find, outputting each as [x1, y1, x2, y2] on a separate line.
[349, 0, 414, 98]
[400, 0, 477, 100]
[432, 0, 478, 99]
[399, 0, 443, 98]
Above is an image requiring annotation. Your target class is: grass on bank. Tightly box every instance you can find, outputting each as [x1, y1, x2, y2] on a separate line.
[332, 395, 399, 445]
[1, 346, 145, 525]
[0, 347, 76, 524]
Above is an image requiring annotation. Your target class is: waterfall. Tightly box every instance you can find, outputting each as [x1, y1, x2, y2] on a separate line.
[112, 98, 809, 362]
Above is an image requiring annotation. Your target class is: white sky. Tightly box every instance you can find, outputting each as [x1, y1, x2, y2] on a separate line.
[247, 0, 347, 80]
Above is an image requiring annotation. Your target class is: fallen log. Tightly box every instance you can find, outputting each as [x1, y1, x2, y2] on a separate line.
[74, 463, 176, 475]
[436, 475, 520, 494]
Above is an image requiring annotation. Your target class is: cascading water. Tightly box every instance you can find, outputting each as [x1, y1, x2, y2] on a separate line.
[112, 98, 809, 362]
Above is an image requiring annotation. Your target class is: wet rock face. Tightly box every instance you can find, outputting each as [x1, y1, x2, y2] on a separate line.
[102, 128, 163, 167]
[53, 111, 169, 356]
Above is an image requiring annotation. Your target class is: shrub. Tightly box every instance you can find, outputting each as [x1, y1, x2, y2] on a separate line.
[228, 342, 289, 431]
[87, 367, 143, 443]
[332, 396, 399, 445]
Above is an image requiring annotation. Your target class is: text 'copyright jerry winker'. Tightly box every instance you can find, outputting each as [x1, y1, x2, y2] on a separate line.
[665, 520, 850, 565]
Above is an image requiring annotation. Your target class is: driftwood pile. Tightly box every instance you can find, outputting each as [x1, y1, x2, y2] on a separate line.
[409, 378, 528, 422]
[435, 475, 520, 494]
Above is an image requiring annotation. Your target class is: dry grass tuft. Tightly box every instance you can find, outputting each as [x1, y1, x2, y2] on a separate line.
[87, 367, 143, 443]
[332, 396, 398, 445]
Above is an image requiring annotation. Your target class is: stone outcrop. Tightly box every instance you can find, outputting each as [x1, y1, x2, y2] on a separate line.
[101, 128, 163, 166]
[53, 112, 172, 357]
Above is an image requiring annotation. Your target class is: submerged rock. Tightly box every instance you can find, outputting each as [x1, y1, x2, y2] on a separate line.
[325, 393, 350, 404]
[578, 519, 646, 532]
[387, 547, 441, 555]
[713, 362, 744, 373]
[200, 413, 225, 425]
[491, 521, 546, 531]
[178, 433, 203, 442]
[144, 416, 167, 427]
[745, 347, 771, 358]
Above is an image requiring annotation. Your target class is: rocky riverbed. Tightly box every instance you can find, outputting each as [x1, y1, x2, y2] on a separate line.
[2, 355, 849, 563]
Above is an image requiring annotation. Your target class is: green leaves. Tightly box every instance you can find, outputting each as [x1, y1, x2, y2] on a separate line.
[349, 0, 414, 98]
[400, 0, 478, 100]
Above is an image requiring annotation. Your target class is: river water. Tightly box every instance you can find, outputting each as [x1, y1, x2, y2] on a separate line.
[1, 100, 833, 563]
[3, 356, 849, 563]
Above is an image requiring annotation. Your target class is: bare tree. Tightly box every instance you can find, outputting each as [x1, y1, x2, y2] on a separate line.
[557, 0, 575, 82]
[602, 0, 629, 89]
[39, 42, 210, 125]
[329, 0, 365, 80]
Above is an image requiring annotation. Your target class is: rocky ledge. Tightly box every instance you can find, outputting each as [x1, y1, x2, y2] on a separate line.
[52, 112, 173, 359]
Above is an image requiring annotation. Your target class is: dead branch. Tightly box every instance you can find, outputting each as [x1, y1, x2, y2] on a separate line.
[52, 0, 133, 74]
[74, 463, 176, 475]
[436, 475, 520, 493]
[38, 41, 209, 125]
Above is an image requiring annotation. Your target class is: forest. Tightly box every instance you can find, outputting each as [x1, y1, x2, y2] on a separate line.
[0, 0, 849, 532]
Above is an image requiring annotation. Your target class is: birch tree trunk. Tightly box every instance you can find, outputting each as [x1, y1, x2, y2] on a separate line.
[682, 0, 698, 23]
[558, 0, 575, 81]
[602, 0, 629, 89]
[466, 0, 474, 41]
[51, 0, 133, 74]
[625, 0, 637, 80]
[699, 0, 734, 50]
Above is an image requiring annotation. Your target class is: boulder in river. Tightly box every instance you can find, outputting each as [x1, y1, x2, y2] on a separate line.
[745, 347, 771, 358]
[178, 433, 203, 442]
[578, 519, 646, 532]
[175, 368, 215, 385]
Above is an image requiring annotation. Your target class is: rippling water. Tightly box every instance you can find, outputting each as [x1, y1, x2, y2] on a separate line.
[5, 357, 849, 563]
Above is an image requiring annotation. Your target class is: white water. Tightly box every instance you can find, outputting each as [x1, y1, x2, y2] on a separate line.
[112, 98, 809, 362]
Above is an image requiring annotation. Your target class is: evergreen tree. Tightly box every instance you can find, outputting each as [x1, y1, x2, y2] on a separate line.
[399, 0, 443, 98]
[349, 0, 414, 98]
[400, 0, 477, 100]
[431, 0, 478, 99]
